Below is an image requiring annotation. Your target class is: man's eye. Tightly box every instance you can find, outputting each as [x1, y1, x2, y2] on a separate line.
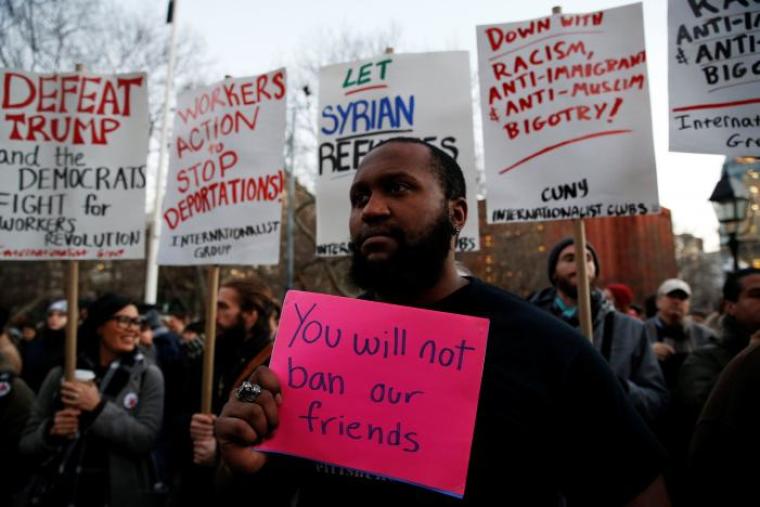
[351, 192, 369, 208]
[387, 182, 409, 194]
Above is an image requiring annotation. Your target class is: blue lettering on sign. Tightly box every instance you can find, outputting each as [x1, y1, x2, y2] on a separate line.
[320, 95, 416, 135]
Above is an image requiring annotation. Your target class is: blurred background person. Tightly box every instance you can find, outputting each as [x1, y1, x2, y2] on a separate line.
[19, 299, 68, 393]
[605, 283, 639, 318]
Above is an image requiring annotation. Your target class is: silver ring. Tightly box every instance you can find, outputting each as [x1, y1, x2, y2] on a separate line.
[235, 381, 263, 403]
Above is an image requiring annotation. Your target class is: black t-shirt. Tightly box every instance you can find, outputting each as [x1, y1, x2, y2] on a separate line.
[279, 278, 666, 506]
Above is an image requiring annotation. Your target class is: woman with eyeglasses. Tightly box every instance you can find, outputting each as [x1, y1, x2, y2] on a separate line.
[20, 293, 165, 507]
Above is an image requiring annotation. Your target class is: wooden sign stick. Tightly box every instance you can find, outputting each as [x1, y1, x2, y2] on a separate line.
[200, 265, 221, 413]
[552, 5, 593, 341]
[63, 63, 85, 381]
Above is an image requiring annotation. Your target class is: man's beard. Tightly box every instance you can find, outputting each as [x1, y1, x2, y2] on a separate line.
[349, 208, 455, 300]
[555, 275, 578, 300]
[218, 314, 247, 342]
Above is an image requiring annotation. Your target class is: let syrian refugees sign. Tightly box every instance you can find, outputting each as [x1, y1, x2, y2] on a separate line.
[315, 51, 480, 257]
[668, 0, 760, 155]
[477, 3, 659, 224]
[158, 70, 287, 265]
[0, 69, 149, 260]
[258, 290, 489, 498]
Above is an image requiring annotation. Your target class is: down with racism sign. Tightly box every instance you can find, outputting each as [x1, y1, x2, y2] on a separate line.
[477, 3, 659, 224]
[315, 52, 480, 257]
[258, 291, 489, 498]
[668, 0, 760, 155]
[158, 70, 287, 265]
[0, 70, 149, 259]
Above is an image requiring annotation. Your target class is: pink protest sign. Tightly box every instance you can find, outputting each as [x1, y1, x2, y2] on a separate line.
[258, 290, 489, 498]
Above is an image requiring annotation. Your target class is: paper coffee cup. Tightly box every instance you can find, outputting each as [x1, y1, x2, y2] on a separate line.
[74, 369, 95, 383]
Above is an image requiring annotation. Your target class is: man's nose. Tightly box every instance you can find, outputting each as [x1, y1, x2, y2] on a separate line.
[361, 193, 391, 221]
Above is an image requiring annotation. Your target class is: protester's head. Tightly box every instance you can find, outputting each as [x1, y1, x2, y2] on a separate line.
[182, 320, 204, 342]
[689, 309, 708, 324]
[217, 277, 273, 339]
[606, 283, 635, 312]
[20, 319, 37, 341]
[723, 268, 760, 333]
[165, 300, 189, 334]
[80, 293, 139, 365]
[348, 137, 467, 299]
[46, 299, 68, 331]
[140, 308, 162, 331]
[139, 318, 154, 348]
[546, 238, 600, 299]
[656, 278, 691, 326]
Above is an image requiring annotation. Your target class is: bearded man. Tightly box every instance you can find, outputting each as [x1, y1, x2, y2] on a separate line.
[214, 138, 670, 507]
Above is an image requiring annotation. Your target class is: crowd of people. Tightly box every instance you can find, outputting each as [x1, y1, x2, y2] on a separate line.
[0, 137, 758, 506]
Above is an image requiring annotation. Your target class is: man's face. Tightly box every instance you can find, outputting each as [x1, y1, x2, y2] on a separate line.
[348, 142, 462, 298]
[553, 244, 597, 299]
[725, 273, 760, 333]
[46, 310, 67, 331]
[656, 291, 690, 325]
[166, 314, 186, 334]
[217, 287, 243, 333]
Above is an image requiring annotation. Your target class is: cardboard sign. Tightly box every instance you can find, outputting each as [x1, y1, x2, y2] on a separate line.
[315, 51, 480, 257]
[0, 69, 149, 260]
[668, 0, 760, 155]
[477, 3, 659, 223]
[157, 70, 287, 265]
[258, 290, 489, 498]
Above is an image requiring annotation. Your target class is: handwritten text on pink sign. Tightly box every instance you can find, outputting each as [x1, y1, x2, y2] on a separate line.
[258, 290, 489, 498]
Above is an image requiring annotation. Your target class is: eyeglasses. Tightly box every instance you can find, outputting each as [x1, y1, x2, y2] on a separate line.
[110, 315, 142, 329]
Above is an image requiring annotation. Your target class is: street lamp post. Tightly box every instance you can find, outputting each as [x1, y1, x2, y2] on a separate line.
[709, 170, 750, 272]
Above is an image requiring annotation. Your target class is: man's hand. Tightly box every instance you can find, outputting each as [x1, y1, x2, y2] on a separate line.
[50, 408, 81, 439]
[193, 436, 218, 465]
[190, 413, 218, 465]
[215, 366, 282, 474]
[652, 342, 675, 361]
[190, 413, 216, 441]
[61, 380, 101, 412]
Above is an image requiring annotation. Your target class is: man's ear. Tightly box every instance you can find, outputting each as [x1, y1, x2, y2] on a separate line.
[449, 197, 467, 233]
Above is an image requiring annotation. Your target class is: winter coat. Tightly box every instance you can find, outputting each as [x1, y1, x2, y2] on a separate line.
[19, 352, 164, 507]
[676, 315, 751, 417]
[530, 288, 669, 423]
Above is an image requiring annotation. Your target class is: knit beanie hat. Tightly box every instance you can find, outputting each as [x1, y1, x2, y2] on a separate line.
[546, 237, 601, 284]
[606, 283, 634, 308]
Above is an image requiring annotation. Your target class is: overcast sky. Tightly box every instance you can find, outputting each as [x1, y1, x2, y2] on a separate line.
[126, 0, 726, 251]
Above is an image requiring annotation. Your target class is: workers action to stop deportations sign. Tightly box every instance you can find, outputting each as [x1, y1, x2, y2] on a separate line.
[477, 3, 660, 224]
[157, 70, 287, 265]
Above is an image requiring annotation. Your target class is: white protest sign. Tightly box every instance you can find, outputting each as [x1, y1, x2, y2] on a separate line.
[668, 0, 760, 155]
[316, 51, 480, 256]
[477, 3, 659, 224]
[158, 70, 287, 265]
[0, 69, 149, 260]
